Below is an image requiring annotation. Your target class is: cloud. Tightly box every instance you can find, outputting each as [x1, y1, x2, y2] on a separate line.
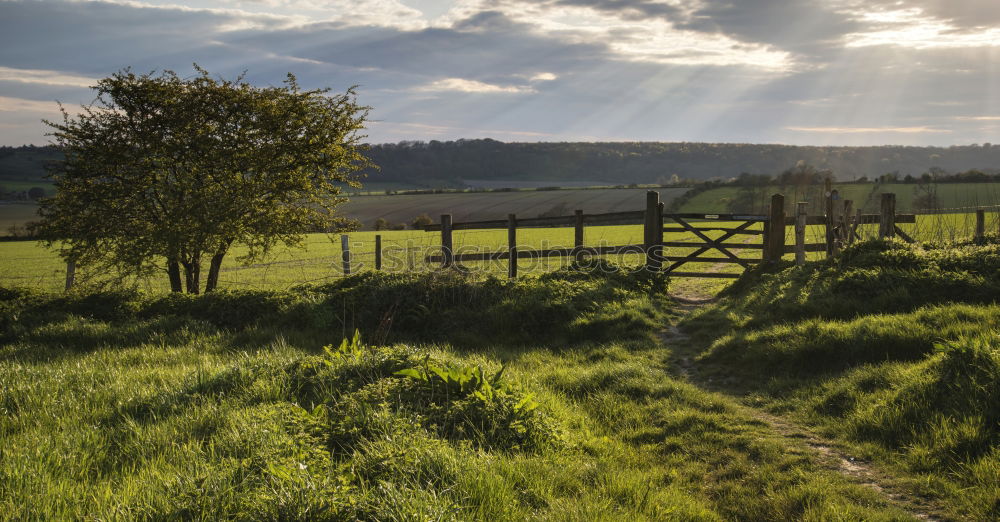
[415, 78, 534, 93]
[0, 67, 96, 88]
[851, 0, 1000, 30]
[786, 125, 951, 134]
[0, 96, 66, 114]
[0, 0, 998, 147]
[529, 72, 558, 82]
[843, 6, 1000, 49]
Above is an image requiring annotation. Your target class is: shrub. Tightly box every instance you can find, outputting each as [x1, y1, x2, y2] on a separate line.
[410, 214, 433, 229]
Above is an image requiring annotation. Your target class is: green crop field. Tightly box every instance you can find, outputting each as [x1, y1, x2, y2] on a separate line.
[678, 182, 1000, 214]
[2, 211, 989, 297]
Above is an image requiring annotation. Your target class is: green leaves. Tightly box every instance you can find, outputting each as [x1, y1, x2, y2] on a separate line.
[392, 357, 520, 404]
[38, 66, 371, 293]
[322, 329, 365, 362]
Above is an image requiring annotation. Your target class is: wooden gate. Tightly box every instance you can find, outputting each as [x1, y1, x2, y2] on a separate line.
[643, 192, 787, 278]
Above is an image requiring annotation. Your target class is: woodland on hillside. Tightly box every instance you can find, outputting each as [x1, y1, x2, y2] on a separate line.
[5, 141, 1000, 190]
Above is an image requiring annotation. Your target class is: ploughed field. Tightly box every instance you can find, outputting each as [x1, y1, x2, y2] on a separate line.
[0, 186, 689, 233]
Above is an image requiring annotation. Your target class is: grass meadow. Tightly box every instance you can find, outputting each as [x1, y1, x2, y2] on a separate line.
[681, 238, 1000, 519]
[3, 200, 1000, 519]
[2, 263, 921, 520]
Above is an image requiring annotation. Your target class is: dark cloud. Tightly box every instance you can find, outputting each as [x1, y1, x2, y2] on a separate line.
[678, 0, 862, 58]
[219, 11, 611, 86]
[545, 0, 862, 58]
[551, 0, 683, 20]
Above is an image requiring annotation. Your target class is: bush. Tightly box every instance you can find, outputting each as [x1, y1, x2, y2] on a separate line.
[410, 214, 433, 229]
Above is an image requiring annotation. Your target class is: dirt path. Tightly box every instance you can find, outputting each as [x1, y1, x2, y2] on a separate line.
[661, 311, 948, 521]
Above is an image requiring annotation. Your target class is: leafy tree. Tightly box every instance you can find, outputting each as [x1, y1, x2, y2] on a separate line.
[37, 66, 370, 293]
[411, 213, 434, 230]
[27, 187, 46, 200]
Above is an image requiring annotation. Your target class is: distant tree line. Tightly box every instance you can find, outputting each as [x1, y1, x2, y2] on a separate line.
[5, 141, 1000, 188]
[362, 139, 1000, 186]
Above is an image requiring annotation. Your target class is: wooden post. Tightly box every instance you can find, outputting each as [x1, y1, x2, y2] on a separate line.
[644, 191, 661, 270]
[574, 209, 584, 263]
[508, 213, 517, 279]
[841, 200, 854, 245]
[830, 199, 842, 257]
[975, 208, 985, 243]
[795, 202, 807, 266]
[440, 214, 453, 268]
[851, 207, 863, 244]
[64, 260, 76, 292]
[879, 193, 896, 239]
[767, 194, 785, 263]
[656, 202, 664, 269]
[341, 234, 351, 275]
[374, 234, 382, 270]
[824, 178, 834, 256]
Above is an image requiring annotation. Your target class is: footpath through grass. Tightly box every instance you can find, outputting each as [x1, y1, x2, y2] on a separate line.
[681, 238, 1000, 520]
[1, 262, 918, 520]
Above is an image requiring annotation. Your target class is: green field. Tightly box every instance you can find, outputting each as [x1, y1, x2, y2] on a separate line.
[679, 182, 1000, 214]
[2, 211, 989, 298]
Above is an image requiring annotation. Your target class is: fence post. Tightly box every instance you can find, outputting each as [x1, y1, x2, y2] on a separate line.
[644, 191, 661, 270]
[440, 214, 453, 268]
[831, 197, 843, 257]
[852, 207, 863, 244]
[879, 193, 896, 239]
[574, 209, 584, 263]
[767, 194, 785, 263]
[841, 200, 854, 247]
[65, 260, 76, 292]
[975, 208, 985, 243]
[795, 202, 807, 266]
[341, 234, 351, 276]
[508, 213, 517, 279]
[824, 178, 834, 257]
[374, 234, 382, 270]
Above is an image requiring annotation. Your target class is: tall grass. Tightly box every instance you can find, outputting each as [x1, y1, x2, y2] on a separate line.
[1, 262, 911, 519]
[684, 238, 1000, 519]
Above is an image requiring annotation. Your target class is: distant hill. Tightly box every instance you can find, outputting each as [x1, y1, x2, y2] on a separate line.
[0, 145, 60, 182]
[4, 141, 1000, 188]
[364, 140, 1000, 186]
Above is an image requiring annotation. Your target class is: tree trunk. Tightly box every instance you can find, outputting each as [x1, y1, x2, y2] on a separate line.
[182, 259, 201, 294]
[167, 258, 183, 292]
[204, 243, 229, 292]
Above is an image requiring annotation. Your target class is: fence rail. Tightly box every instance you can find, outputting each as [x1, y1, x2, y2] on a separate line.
[54, 190, 1000, 290]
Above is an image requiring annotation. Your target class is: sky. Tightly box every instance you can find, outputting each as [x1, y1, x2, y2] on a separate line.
[0, 0, 998, 146]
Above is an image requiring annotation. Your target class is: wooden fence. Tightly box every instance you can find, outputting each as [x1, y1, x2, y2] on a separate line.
[59, 191, 997, 289]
